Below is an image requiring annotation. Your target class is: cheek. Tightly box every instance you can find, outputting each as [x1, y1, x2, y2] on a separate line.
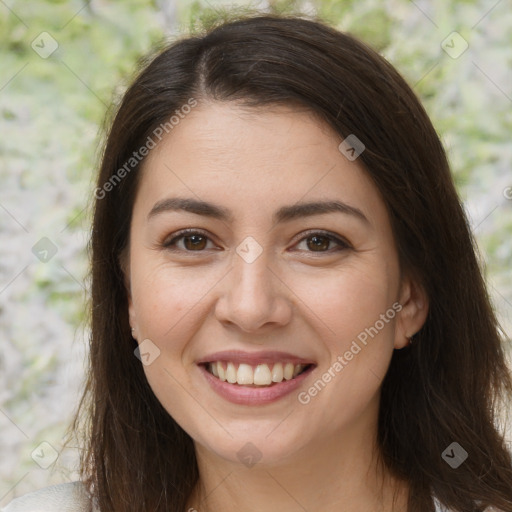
[293, 276, 397, 430]
[295, 260, 396, 342]
[130, 259, 219, 342]
[298, 261, 397, 394]
[129, 263, 207, 428]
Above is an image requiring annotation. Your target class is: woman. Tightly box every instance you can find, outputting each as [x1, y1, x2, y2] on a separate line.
[3, 13, 512, 512]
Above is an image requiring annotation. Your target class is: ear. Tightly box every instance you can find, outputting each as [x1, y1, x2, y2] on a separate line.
[120, 248, 138, 337]
[394, 272, 429, 349]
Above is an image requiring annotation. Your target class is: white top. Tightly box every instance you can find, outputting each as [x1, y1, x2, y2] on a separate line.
[1, 482, 95, 512]
[0, 481, 458, 511]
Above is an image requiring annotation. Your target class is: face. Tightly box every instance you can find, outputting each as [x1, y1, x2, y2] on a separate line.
[126, 101, 426, 467]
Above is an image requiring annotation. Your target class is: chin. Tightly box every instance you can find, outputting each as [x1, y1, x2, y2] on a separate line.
[187, 418, 314, 468]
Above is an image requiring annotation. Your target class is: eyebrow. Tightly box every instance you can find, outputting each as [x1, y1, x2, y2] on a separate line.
[147, 197, 370, 226]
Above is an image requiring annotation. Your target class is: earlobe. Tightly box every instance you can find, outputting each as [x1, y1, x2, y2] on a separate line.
[126, 285, 138, 338]
[120, 250, 137, 337]
[128, 298, 137, 339]
[394, 274, 429, 349]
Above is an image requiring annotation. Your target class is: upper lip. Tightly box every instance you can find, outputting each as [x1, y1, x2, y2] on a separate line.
[196, 350, 316, 366]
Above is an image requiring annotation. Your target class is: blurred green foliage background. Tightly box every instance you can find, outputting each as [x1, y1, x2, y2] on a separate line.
[1, 0, 511, 502]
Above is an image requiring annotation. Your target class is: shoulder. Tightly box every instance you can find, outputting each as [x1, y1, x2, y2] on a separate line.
[1, 482, 94, 512]
[433, 496, 449, 512]
[433, 496, 502, 512]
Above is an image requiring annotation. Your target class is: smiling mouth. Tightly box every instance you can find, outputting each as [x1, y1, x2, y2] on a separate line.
[203, 361, 313, 387]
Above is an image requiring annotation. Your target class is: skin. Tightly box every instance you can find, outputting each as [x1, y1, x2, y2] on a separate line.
[125, 101, 429, 512]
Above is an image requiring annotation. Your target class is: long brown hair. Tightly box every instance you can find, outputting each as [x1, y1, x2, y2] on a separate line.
[71, 12, 512, 512]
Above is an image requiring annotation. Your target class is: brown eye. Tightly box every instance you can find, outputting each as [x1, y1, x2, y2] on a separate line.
[295, 231, 350, 253]
[306, 235, 330, 251]
[182, 234, 207, 250]
[163, 230, 214, 252]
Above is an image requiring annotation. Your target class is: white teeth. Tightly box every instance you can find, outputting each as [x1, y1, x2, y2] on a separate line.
[237, 363, 253, 385]
[217, 362, 226, 381]
[253, 364, 272, 385]
[283, 362, 294, 380]
[271, 362, 284, 382]
[226, 362, 237, 383]
[208, 361, 308, 386]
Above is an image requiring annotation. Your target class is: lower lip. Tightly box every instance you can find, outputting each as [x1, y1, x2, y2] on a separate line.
[198, 364, 315, 405]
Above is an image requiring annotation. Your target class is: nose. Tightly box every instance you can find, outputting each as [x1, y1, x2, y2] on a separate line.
[214, 244, 293, 333]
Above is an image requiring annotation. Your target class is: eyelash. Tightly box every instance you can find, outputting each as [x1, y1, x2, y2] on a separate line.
[162, 228, 351, 255]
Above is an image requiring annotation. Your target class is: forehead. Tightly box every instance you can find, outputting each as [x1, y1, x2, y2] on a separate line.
[134, 101, 388, 228]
